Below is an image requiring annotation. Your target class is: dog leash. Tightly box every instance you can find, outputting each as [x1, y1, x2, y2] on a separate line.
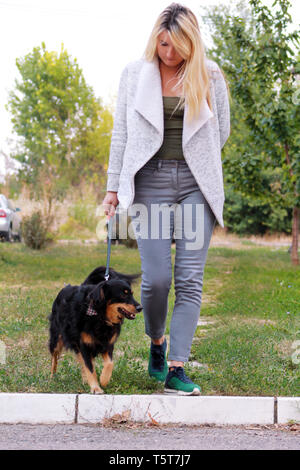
[63, 215, 114, 289]
[86, 214, 114, 316]
[104, 214, 114, 281]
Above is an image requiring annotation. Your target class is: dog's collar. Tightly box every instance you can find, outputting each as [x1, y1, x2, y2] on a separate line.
[86, 300, 98, 316]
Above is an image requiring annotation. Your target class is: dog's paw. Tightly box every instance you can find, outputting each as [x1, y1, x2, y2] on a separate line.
[100, 377, 111, 388]
[91, 385, 104, 395]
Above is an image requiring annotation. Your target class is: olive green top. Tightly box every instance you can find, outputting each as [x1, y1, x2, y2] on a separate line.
[151, 96, 185, 160]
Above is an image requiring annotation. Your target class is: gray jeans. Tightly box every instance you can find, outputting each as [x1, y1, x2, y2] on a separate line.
[130, 158, 216, 363]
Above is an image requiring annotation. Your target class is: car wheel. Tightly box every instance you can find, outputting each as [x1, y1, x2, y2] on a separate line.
[5, 227, 12, 242]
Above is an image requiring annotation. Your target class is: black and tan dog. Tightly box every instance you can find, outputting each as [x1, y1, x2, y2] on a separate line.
[49, 267, 142, 394]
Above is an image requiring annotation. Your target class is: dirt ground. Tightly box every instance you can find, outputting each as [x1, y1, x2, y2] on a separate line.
[55, 227, 293, 250]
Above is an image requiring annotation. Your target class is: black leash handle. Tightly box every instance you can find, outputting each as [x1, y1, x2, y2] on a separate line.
[104, 215, 114, 281]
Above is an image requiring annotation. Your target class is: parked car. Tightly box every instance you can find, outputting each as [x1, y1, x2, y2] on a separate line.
[0, 194, 22, 242]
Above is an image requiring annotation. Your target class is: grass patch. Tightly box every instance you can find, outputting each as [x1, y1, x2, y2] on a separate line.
[0, 242, 299, 395]
[190, 319, 299, 396]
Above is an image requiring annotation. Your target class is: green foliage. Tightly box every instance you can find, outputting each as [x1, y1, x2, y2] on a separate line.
[57, 216, 86, 239]
[69, 201, 97, 232]
[21, 210, 52, 249]
[224, 185, 292, 235]
[6, 42, 113, 196]
[58, 193, 100, 239]
[0, 174, 22, 200]
[201, 0, 299, 259]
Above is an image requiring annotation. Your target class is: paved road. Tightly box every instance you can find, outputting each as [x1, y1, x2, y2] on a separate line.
[0, 424, 299, 450]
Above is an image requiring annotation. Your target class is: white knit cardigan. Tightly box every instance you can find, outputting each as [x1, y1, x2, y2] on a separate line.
[106, 55, 230, 227]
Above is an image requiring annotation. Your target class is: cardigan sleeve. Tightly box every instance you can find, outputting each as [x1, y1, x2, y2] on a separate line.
[213, 64, 231, 150]
[106, 65, 128, 192]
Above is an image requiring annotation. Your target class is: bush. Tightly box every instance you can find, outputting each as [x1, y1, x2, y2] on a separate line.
[223, 187, 292, 235]
[21, 210, 52, 249]
[69, 202, 97, 232]
[57, 216, 87, 239]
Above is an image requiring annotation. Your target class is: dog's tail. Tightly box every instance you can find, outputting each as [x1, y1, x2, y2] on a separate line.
[81, 266, 141, 286]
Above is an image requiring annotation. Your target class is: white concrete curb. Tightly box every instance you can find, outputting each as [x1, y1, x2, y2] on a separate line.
[0, 393, 299, 425]
[277, 397, 300, 424]
[77, 395, 274, 425]
[0, 393, 77, 424]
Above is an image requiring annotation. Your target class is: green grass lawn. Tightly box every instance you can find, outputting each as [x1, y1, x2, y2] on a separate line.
[0, 241, 299, 396]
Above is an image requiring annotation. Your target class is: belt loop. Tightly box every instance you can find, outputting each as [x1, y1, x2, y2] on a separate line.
[158, 160, 162, 170]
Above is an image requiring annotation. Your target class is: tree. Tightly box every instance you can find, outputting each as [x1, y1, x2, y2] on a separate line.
[202, 0, 300, 264]
[6, 42, 112, 222]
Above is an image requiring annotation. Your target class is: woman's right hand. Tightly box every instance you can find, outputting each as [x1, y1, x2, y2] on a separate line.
[102, 191, 119, 219]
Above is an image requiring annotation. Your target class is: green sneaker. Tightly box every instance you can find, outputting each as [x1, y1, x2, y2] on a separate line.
[148, 338, 168, 382]
[164, 366, 201, 396]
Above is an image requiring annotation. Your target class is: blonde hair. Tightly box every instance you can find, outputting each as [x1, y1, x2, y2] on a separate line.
[143, 2, 215, 123]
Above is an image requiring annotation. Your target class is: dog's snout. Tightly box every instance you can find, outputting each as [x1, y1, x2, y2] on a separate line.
[136, 304, 143, 312]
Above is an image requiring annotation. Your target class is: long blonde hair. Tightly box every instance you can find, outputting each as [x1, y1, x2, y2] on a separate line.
[143, 2, 214, 123]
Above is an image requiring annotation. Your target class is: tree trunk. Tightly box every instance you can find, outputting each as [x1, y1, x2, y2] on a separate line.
[284, 143, 299, 265]
[291, 206, 299, 266]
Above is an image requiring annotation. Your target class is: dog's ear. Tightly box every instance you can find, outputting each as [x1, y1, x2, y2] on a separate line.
[88, 281, 107, 306]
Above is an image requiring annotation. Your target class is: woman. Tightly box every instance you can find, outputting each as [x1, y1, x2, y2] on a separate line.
[103, 3, 230, 395]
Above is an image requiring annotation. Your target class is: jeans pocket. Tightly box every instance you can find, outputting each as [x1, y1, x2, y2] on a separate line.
[136, 166, 156, 177]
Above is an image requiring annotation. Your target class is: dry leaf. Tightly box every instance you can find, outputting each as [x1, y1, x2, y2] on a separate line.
[148, 411, 160, 426]
[102, 410, 131, 427]
[289, 424, 300, 432]
[111, 410, 131, 423]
